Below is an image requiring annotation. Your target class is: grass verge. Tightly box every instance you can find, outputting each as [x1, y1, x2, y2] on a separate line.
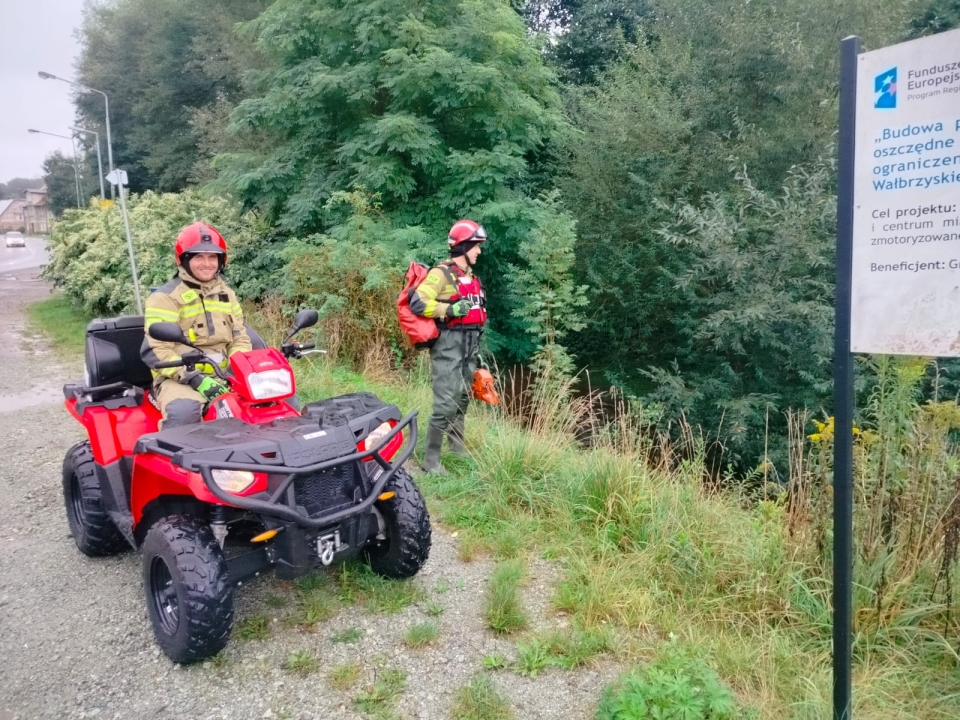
[25, 295, 91, 359]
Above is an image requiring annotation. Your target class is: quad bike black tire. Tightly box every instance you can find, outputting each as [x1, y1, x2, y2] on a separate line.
[142, 515, 234, 664]
[365, 468, 432, 579]
[62, 441, 126, 557]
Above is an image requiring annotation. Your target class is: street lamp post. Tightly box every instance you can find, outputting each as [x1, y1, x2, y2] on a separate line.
[27, 128, 82, 208]
[38, 71, 143, 314]
[71, 135, 86, 204]
[39, 71, 115, 199]
[70, 126, 105, 200]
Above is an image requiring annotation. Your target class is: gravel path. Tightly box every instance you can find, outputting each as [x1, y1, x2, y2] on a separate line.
[0, 266, 620, 720]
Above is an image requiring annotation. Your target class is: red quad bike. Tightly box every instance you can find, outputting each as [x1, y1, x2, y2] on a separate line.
[61, 309, 430, 663]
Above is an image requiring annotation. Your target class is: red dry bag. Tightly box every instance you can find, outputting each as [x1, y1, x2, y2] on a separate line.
[397, 262, 440, 349]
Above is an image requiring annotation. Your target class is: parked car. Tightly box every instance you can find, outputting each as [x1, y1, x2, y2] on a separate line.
[5, 231, 25, 248]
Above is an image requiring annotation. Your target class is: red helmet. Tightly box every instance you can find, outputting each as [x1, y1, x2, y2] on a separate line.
[447, 219, 487, 247]
[175, 222, 227, 266]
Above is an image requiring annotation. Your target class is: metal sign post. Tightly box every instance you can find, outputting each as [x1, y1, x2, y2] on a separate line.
[106, 169, 143, 315]
[833, 35, 859, 720]
[836, 25, 960, 720]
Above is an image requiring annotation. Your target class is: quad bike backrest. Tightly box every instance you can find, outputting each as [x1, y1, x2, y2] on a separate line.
[85, 315, 269, 389]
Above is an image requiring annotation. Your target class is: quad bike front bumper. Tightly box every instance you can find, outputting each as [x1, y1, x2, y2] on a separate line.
[136, 410, 419, 581]
[138, 410, 417, 526]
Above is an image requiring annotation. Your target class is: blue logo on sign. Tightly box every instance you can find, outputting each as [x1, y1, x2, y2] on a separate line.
[875, 68, 897, 109]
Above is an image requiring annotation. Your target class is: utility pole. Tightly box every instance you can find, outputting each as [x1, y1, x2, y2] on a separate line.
[28, 128, 82, 208]
[106, 169, 144, 315]
[70, 127, 105, 200]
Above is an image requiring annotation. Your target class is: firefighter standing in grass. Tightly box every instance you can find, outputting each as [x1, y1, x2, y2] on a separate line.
[410, 220, 488, 473]
[141, 222, 252, 429]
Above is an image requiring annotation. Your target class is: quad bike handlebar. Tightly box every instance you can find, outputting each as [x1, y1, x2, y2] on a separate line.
[152, 350, 211, 371]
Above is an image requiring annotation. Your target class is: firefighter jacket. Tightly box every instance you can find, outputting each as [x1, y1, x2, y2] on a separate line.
[410, 261, 486, 328]
[141, 266, 252, 383]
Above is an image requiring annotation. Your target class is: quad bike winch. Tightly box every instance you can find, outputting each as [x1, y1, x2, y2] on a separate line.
[61, 309, 431, 663]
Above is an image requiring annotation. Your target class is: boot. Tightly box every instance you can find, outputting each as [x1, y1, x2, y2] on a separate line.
[447, 414, 468, 456]
[422, 424, 447, 474]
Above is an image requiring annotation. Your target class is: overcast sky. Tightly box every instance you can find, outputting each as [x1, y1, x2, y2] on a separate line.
[0, 0, 85, 182]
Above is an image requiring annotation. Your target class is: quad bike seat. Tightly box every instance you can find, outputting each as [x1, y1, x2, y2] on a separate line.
[64, 314, 269, 411]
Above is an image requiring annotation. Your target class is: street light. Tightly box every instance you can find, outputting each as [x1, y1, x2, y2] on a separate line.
[39, 70, 115, 199]
[39, 70, 143, 314]
[28, 128, 82, 208]
[70, 126, 105, 200]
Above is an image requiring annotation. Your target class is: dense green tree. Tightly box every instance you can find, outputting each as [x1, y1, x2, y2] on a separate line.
[649, 162, 836, 468]
[556, 1, 653, 85]
[217, 0, 568, 361]
[907, 0, 960, 36]
[557, 0, 928, 467]
[75, 0, 269, 193]
[42, 152, 82, 217]
[516, 1, 652, 84]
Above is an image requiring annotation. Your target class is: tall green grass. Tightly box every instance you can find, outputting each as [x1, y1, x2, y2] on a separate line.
[289, 352, 960, 718]
[34, 303, 960, 718]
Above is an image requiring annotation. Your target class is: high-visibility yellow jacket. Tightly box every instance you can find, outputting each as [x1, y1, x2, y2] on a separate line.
[411, 261, 474, 319]
[141, 266, 252, 383]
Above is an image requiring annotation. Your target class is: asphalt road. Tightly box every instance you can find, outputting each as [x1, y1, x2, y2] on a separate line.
[0, 239, 68, 411]
[0, 236, 50, 274]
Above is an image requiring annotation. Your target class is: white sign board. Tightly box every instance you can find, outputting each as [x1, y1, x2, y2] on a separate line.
[852, 29, 960, 355]
[105, 169, 128, 187]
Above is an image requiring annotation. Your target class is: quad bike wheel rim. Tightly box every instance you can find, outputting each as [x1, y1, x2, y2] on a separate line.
[149, 556, 180, 636]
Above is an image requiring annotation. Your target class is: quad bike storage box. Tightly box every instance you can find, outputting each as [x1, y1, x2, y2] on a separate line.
[84, 315, 153, 389]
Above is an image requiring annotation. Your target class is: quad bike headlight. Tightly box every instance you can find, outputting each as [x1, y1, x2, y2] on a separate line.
[363, 422, 393, 452]
[211, 469, 256, 493]
[247, 369, 293, 400]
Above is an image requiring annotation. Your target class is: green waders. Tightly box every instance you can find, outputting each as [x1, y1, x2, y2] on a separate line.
[422, 327, 481, 473]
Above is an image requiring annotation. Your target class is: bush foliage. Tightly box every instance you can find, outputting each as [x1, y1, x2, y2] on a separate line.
[43, 191, 262, 316]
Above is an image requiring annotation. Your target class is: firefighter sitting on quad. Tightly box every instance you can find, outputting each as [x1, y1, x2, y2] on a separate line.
[410, 219, 487, 473]
[141, 222, 252, 428]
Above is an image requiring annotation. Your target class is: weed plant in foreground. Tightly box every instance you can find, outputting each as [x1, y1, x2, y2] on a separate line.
[484, 560, 528, 635]
[328, 661, 362, 690]
[596, 644, 746, 720]
[233, 614, 271, 642]
[353, 665, 406, 716]
[451, 675, 515, 720]
[403, 621, 440, 648]
[282, 650, 318, 675]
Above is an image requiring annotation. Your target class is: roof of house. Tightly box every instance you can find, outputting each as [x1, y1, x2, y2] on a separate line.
[0, 199, 14, 218]
[23, 189, 47, 206]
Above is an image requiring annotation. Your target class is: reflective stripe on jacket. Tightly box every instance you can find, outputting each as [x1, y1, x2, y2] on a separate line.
[410, 261, 485, 327]
[141, 266, 252, 383]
